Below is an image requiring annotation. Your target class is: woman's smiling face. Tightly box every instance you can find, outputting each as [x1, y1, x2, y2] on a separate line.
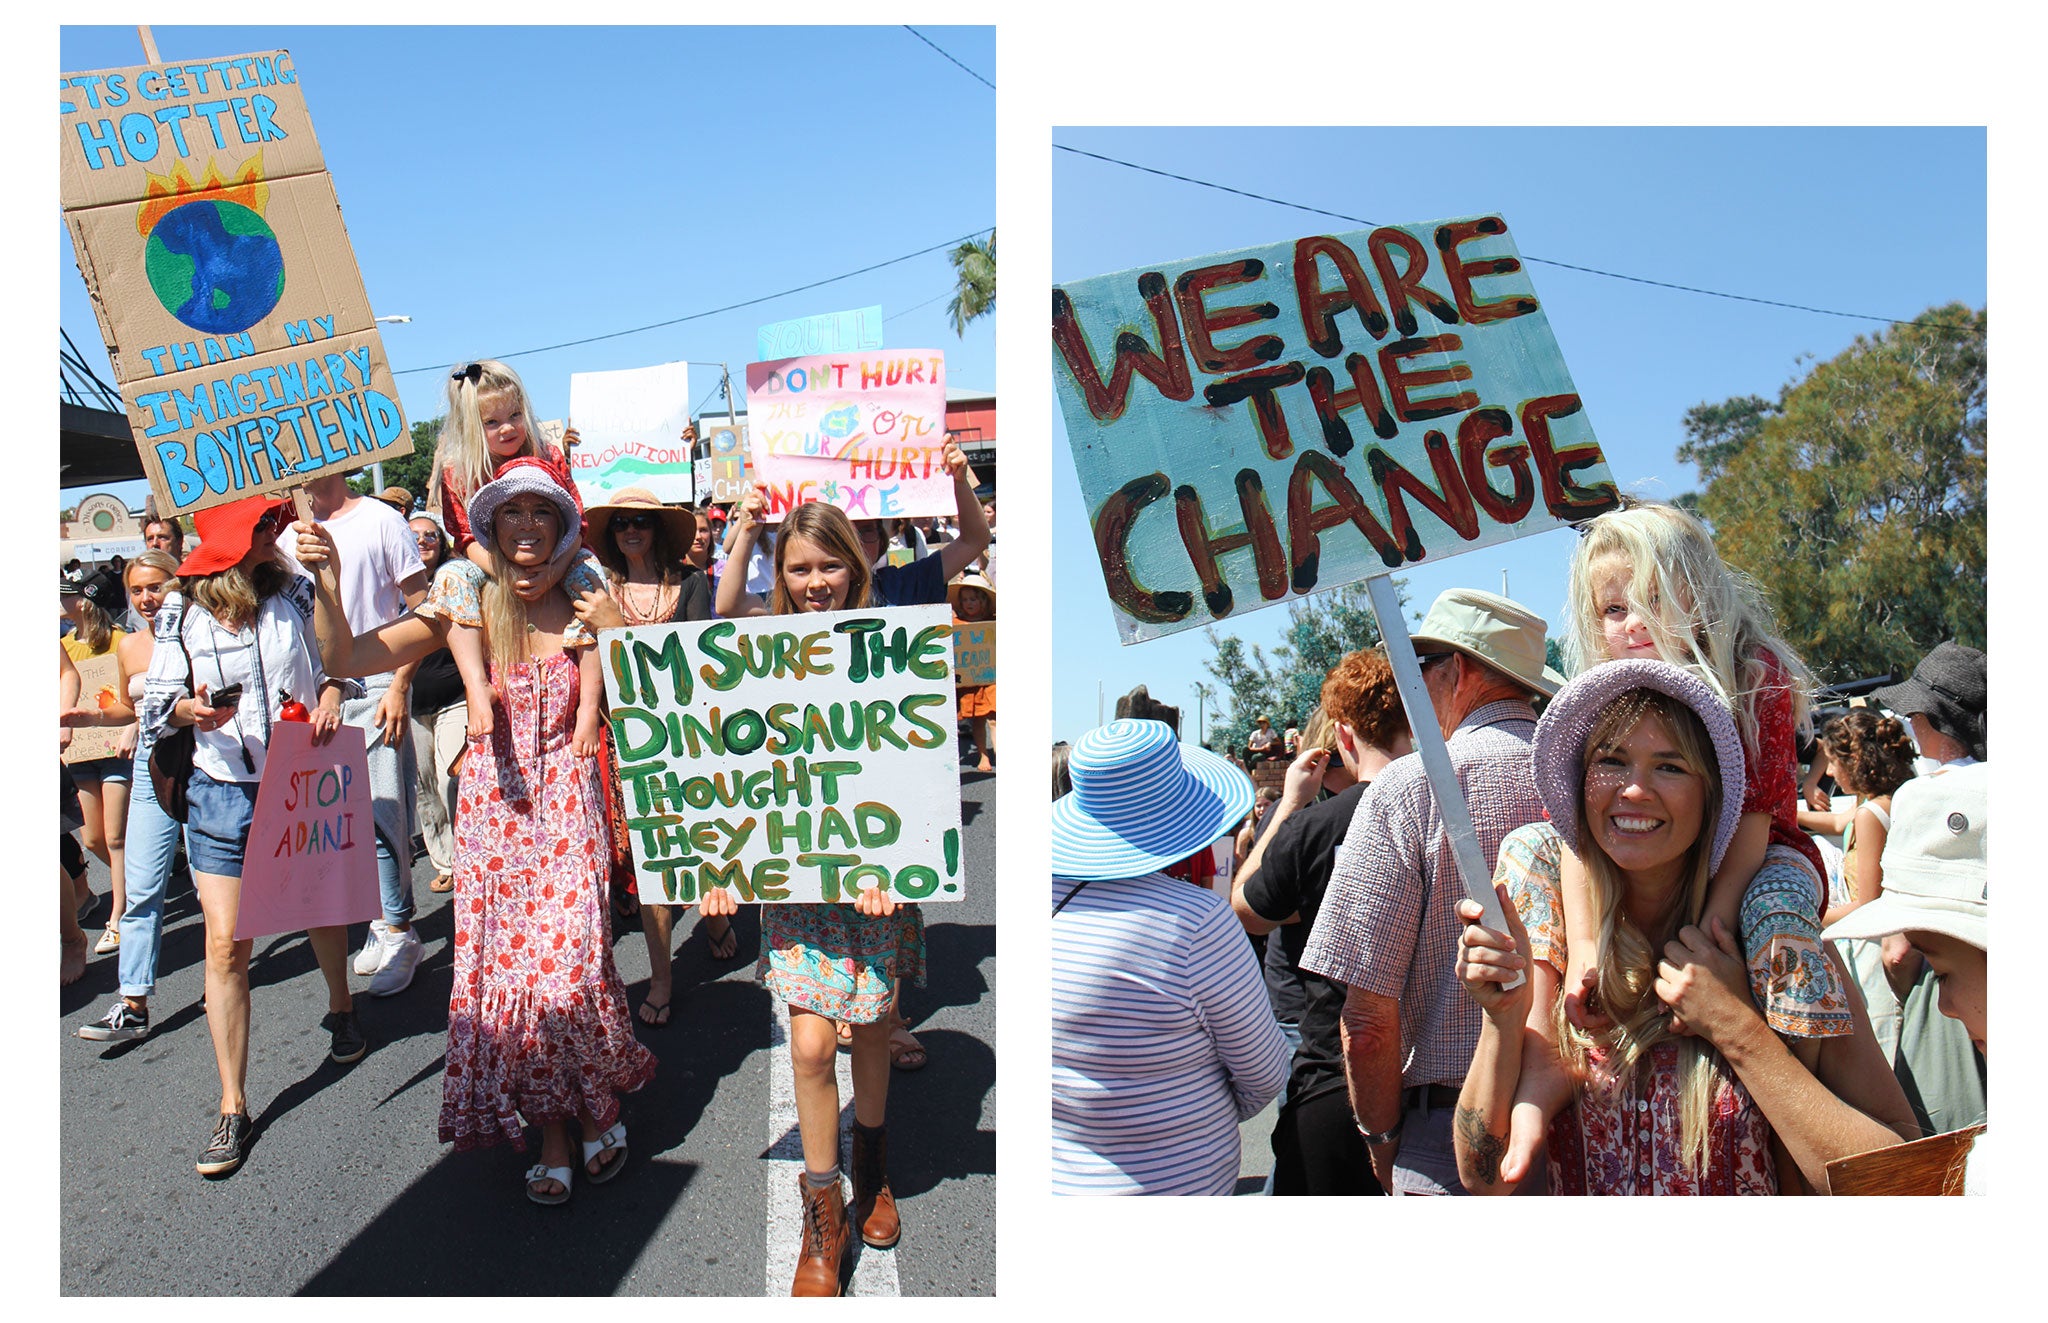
[494, 494, 560, 567]
[781, 534, 851, 612]
[1583, 709, 1708, 880]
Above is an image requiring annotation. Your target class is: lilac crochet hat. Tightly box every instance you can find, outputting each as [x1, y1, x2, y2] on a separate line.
[1532, 659, 1747, 874]
[467, 456, 582, 560]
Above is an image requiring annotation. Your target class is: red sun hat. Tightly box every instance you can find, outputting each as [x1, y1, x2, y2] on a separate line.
[176, 495, 292, 578]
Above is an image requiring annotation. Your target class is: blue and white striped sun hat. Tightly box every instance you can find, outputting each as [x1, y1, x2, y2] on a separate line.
[1051, 720, 1256, 881]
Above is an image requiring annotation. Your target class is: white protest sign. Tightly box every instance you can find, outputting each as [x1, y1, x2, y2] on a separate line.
[598, 604, 965, 905]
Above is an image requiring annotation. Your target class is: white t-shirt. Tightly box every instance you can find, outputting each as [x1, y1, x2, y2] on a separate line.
[290, 496, 426, 634]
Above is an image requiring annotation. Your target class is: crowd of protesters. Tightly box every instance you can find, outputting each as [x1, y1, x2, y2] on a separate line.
[60, 358, 996, 1292]
[1051, 499, 1987, 1197]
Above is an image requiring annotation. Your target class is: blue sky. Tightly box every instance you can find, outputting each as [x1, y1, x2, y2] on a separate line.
[59, 24, 994, 507]
[1051, 127, 1987, 746]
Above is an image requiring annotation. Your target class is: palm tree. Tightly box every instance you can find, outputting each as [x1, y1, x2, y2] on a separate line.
[946, 230, 995, 337]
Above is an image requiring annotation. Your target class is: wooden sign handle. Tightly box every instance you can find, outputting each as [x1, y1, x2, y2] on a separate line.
[136, 26, 161, 63]
[1367, 575, 1523, 990]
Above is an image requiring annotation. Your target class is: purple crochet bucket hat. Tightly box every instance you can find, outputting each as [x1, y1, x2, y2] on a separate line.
[1532, 659, 1747, 875]
[467, 456, 582, 560]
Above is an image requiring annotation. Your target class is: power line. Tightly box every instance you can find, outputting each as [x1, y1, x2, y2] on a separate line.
[885, 291, 951, 321]
[394, 226, 993, 375]
[902, 26, 993, 90]
[1054, 143, 1980, 334]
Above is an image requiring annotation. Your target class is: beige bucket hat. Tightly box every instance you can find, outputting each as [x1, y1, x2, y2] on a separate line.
[585, 487, 697, 555]
[1410, 587, 1564, 697]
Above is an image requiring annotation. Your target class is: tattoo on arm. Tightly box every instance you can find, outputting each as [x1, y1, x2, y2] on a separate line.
[1456, 1106, 1508, 1187]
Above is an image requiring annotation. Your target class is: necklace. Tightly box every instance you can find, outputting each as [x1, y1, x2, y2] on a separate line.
[618, 577, 677, 625]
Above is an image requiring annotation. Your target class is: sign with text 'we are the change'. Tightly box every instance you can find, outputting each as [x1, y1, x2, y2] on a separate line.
[60, 50, 410, 519]
[744, 350, 952, 522]
[1052, 215, 1619, 643]
[598, 605, 965, 906]
[568, 361, 694, 507]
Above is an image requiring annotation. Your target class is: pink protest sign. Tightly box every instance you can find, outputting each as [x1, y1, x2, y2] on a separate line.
[234, 723, 382, 941]
[744, 349, 952, 521]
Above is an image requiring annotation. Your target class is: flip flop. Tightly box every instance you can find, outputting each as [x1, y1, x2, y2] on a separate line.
[525, 1162, 572, 1205]
[636, 995, 671, 1028]
[889, 1022, 928, 1072]
[835, 1020, 853, 1049]
[582, 1122, 627, 1184]
[705, 916, 738, 961]
[429, 873, 455, 894]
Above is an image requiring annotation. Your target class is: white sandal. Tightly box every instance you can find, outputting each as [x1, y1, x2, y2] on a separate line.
[94, 926, 121, 955]
[582, 1121, 627, 1184]
[525, 1162, 572, 1205]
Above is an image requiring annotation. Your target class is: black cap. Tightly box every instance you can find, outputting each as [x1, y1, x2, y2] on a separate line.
[1871, 641, 1986, 758]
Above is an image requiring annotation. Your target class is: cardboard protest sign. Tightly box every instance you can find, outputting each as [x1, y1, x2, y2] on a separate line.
[702, 421, 750, 503]
[234, 723, 381, 940]
[567, 361, 694, 506]
[60, 50, 410, 520]
[598, 605, 965, 905]
[744, 350, 952, 522]
[62, 654, 127, 764]
[757, 305, 884, 361]
[953, 621, 995, 687]
[693, 456, 713, 497]
[1052, 215, 1620, 643]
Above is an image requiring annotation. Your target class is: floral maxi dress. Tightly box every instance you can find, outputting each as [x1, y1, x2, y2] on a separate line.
[438, 648, 657, 1150]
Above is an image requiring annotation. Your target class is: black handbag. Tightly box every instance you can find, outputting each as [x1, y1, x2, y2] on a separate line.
[148, 614, 195, 822]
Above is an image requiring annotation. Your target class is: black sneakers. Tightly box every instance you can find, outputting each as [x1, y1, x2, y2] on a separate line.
[196, 1112, 251, 1177]
[78, 1000, 150, 1042]
[323, 1009, 367, 1064]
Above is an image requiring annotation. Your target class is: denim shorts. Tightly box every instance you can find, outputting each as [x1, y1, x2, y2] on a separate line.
[69, 754, 132, 785]
[186, 768, 260, 878]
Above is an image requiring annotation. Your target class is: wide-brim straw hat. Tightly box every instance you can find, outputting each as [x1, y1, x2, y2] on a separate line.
[1051, 719, 1254, 881]
[1532, 659, 1747, 875]
[466, 457, 582, 561]
[1824, 763, 1986, 950]
[1411, 587, 1564, 697]
[947, 570, 996, 611]
[585, 487, 697, 554]
[176, 494, 292, 578]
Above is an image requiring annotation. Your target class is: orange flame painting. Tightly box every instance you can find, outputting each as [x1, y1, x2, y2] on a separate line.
[136, 154, 269, 238]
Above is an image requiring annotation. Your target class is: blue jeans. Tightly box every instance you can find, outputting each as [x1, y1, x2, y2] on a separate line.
[118, 746, 187, 999]
[350, 673, 415, 928]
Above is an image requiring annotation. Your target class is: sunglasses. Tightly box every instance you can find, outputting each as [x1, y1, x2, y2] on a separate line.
[450, 362, 485, 385]
[608, 513, 659, 532]
[253, 509, 284, 536]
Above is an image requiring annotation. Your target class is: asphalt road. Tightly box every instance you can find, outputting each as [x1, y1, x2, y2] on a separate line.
[60, 769, 996, 1296]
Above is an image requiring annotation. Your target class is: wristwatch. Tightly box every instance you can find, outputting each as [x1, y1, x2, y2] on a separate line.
[1356, 1116, 1404, 1147]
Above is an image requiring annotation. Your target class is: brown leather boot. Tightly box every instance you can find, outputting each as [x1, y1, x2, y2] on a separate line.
[850, 1122, 901, 1249]
[790, 1174, 850, 1297]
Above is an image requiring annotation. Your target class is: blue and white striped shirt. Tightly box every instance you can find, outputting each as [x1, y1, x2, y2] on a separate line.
[1052, 872, 1290, 1195]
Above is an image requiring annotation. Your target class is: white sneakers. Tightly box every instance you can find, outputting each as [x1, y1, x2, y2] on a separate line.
[353, 919, 391, 974]
[355, 920, 425, 997]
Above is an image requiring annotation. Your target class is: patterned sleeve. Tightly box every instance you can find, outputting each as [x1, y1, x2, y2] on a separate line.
[560, 557, 605, 648]
[440, 469, 475, 554]
[137, 592, 191, 743]
[418, 558, 485, 628]
[1496, 822, 1567, 973]
[1741, 649, 1795, 818]
[1184, 894, 1291, 1121]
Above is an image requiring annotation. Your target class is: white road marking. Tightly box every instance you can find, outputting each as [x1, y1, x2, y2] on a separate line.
[766, 998, 901, 1297]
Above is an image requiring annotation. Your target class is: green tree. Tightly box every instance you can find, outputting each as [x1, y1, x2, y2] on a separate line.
[946, 230, 995, 337]
[347, 416, 445, 510]
[1202, 579, 1400, 752]
[1678, 303, 1985, 684]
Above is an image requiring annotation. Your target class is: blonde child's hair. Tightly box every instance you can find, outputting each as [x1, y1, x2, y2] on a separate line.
[1565, 500, 1815, 753]
[429, 359, 545, 514]
[1553, 689, 1726, 1175]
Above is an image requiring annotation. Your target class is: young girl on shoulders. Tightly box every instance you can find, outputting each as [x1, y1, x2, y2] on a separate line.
[427, 359, 604, 738]
[1558, 501, 1851, 1059]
